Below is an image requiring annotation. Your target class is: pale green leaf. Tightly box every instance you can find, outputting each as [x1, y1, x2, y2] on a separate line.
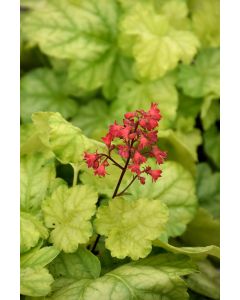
[178, 48, 220, 98]
[32, 112, 106, 165]
[49, 254, 195, 299]
[113, 75, 179, 129]
[186, 260, 220, 299]
[189, 0, 220, 47]
[129, 161, 197, 237]
[49, 247, 101, 279]
[21, 151, 56, 213]
[21, 246, 60, 268]
[203, 125, 220, 169]
[95, 197, 169, 260]
[20, 212, 49, 253]
[21, 68, 78, 123]
[181, 208, 220, 247]
[153, 240, 220, 259]
[22, 0, 118, 60]
[42, 185, 98, 252]
[196, 163, 220, 218]
[21, 267, 54, 297]
[120, 3, 199, 79]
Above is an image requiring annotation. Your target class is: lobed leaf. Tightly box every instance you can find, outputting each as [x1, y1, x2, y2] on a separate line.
[95, 197, 169, 260]
[42, 185, 98, 252]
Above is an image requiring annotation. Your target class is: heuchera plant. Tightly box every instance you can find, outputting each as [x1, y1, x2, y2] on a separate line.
[84, 103, 167, 196]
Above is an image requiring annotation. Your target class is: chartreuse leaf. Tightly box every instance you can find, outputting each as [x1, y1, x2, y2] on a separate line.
[203, 125, 220, 169]
[81, 158, 130, 198]
[181, 208, 220, 247]
[20, 212, 48, 253]
[153, 240, 220, 259]
[48, 253, 196, 300]
[20, 68, 78, 123]
[21, 246, 60, 268]
[189, 0, 220, 47]
[129, 161, 197, 238]
[120, 2, 199, 79]
[20, 246, 59, 297]
[20, 123, 48, 155]
[186, 260, 220, 299]
[95, 197, 169, 260]
[49, 247, 101, 280]
[21, 267, 54, 297]
[42, 185, 98, 252]
[22, 0, 117, 60]
[21, 151, 56, 213]
[32, 112, 106, 165]
[113, 74, 178, 129]
[178, 48, 220, 98]
[196, 163, 220, 218]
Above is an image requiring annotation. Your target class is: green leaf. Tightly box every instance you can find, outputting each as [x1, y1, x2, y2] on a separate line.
[113, 75, 178, 129]
[186, 260, 220, 299]
[157, 129, 196, 175]
[32, 112, 105, 165]
[189, 0, 220, 47]
[133, 253, 197, 275]
[68, 50, 133, 98]
[21, 267, 54, 297]
[21, 68, 78, 123]
[21, 151, 56, 213]
[42, 185, 98, 252]
[71, 100, 111, 139]
[203, 125, 220, 169]
[22, 0, 118, 60]
[153, 240, 220, 259]
[196, 163, 220, 218]
[177, 48, 220, 98]
[177, 93, 203, 119]
[174, 116, 202, 161]
[48, 254, 195, 299]
[181, 208, 220, 247]
[200, 96, 220, 131]
[129, 161, 197, 238]
[20, 212, 49, 253]
[24, 254, 195, 299]
[95, 197, 169, 260]
[67, 48, 115, 91]
[21, 246, 60, 268]
[49, 247, 101, 279]
[120, 2, 199, 79]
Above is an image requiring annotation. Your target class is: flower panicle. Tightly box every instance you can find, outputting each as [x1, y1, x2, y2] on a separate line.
[83, 103, 167, 184]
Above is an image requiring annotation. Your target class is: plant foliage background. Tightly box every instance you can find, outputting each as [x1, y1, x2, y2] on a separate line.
[20, 0, 220, 299]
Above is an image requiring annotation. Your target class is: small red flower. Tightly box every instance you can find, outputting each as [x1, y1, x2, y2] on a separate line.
[83, 103, 167, 187]
[147, 169, 162, 182]
[94, 164, 107, 177]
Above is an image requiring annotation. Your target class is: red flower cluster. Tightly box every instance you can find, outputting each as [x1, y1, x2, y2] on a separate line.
[84, 103, 167, 184]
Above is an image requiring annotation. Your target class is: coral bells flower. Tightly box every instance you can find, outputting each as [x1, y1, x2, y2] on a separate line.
[83, 103, 167, 186]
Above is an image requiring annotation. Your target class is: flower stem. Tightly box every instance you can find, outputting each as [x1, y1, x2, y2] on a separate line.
[115, 175, 138, 197]
[72, 164, 80, 186]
